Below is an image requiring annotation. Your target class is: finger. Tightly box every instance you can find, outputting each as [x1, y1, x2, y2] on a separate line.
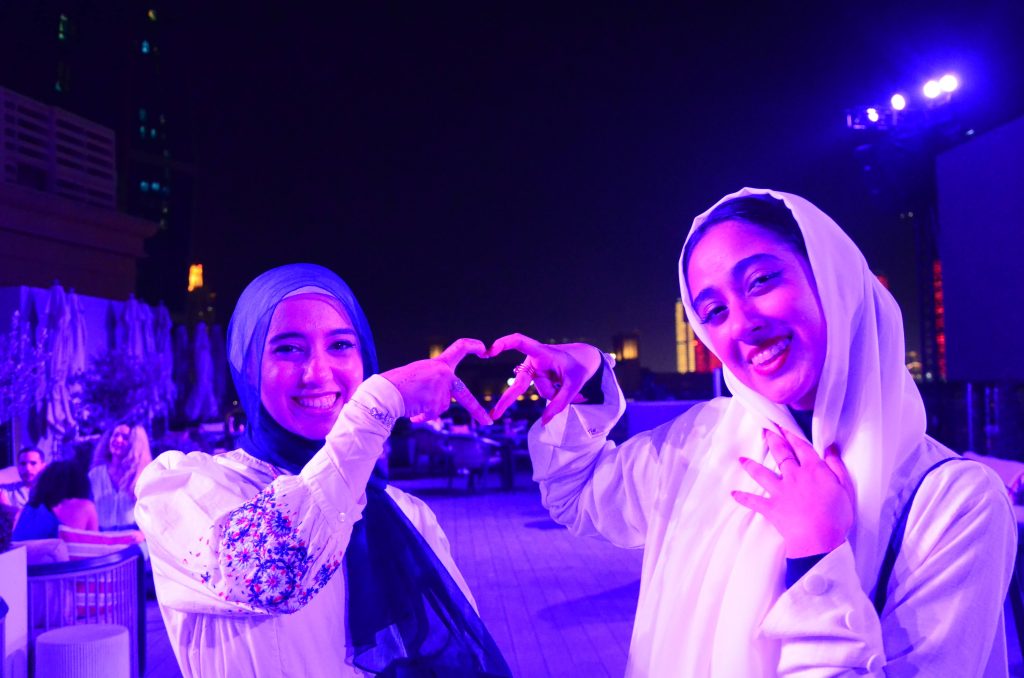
[490, 370, 533, 419]
[764, 428, 798, 471]
[488, 333, 549, 359]
[739, 457, 782, 493]
[823, 443, 855, 498]
[452, 382, 493, 426]
[731, 490, 772, 517]
[436, 338, 488, 369]
[541, 376, 583, 425]
[410, 413, 429, 424]
[781, 427, 818, 466]
[533, 373, 558, 400]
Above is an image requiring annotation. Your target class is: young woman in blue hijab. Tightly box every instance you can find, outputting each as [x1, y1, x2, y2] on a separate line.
[136, 263, 511, 677]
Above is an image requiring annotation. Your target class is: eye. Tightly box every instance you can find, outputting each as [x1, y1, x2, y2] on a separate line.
[271, 343, 303, 355]
[699, 304, 726, 325]
[329, 339, 356, 352]
[747, 271, 781, 293]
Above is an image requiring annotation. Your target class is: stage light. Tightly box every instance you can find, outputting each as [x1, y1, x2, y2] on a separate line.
[939, 74, 959, 92]
[867, 108, 880, 123]
[890, 93, 907, 111]
[923, 80, 942, 99]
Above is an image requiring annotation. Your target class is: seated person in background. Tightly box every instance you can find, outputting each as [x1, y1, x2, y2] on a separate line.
[89, 423, 153, 530]
[13, 460, 98, 540]
[0, 447, 46, 519]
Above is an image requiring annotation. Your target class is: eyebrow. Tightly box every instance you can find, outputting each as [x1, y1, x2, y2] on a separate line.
[267, 328, 357, 343]
[690, 252, 785, 310]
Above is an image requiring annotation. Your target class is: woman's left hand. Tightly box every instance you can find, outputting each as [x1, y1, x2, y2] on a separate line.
[380, 338, 492, 426]
[732, 429, 856, 558]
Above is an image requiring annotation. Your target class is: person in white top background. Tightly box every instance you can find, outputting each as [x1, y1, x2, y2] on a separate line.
[136, 263, 511, 677]
[487, 188, 1016, 677]
[89, 423, 153, 530]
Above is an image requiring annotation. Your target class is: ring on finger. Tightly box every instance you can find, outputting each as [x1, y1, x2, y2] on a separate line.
[513, 362, 536, 378]
[778, 456, 798, 471]
[452, 378, 467, 394]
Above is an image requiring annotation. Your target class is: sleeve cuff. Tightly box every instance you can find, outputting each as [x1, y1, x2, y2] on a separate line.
[785, 552, 828, 588]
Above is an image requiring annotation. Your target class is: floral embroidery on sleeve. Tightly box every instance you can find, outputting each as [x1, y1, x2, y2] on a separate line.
[204, 484, 342, 613]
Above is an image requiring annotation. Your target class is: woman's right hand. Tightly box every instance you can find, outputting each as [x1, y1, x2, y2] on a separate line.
[487, 333, 602, 424]
[380, 338, 493, 425]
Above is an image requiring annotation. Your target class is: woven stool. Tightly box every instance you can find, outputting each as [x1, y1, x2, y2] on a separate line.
[35, 624, 130, 678]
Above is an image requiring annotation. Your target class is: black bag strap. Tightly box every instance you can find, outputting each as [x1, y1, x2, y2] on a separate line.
[873, 456, 965, 615]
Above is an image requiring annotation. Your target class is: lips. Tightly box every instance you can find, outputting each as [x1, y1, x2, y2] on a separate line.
[748, 336, 791, 371]
[293, 393, 340, 410]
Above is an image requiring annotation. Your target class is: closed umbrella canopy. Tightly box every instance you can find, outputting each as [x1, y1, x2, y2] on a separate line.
[153, 303, 176, 417]
[185, 322, 219, 421]
[40, 283, 75, 457]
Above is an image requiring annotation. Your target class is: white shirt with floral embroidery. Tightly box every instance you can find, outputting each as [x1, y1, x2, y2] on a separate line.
[135, 375, 476, 678]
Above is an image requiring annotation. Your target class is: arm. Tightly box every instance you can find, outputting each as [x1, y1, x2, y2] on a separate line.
[529, 356, 711, 548]
[135, 375, 402, 617]
[761, 460, 1016, 676]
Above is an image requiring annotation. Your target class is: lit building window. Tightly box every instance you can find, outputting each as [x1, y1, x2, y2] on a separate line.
[57, 14, 69, 40]
[151, 181, 161, 191]
[139, 108, 147, 121]
[150, 128, 157, 139]
[139, 125, 147, 138]
[147, 9, 157, 21]
[140, 181, 150, 192]
[141, 40, 151, 54]
[188, 264, 204, 292]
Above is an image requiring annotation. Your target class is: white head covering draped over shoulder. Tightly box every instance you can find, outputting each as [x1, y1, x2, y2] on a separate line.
[639, 188, 927, 675]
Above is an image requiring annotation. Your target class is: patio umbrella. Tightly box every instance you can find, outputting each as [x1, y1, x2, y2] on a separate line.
[209, 324, 227, 408]
[67, 290, 88, 377]
[184, 322, 219, 421]
[120, 294, 153, 360]
[40, 283, 75, 457]
[172, 324, 191, 416]
[153, 303, 176, 417]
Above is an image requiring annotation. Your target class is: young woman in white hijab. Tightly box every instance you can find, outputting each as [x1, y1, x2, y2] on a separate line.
[487, 188, 1016, 676]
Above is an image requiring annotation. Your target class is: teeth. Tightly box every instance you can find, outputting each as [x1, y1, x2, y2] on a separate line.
[751, 337, 790, 366]
[295, 394, 338, 410]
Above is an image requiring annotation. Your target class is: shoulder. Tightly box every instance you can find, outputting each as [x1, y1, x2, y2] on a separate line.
[653, 397, 729, 451]
[137, 448, 275, 500]
[907, 444, 1015, 546]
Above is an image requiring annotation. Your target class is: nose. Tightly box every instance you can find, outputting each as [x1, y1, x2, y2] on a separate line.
[728, 299, 766, 344]
[301, 347, 331, 385]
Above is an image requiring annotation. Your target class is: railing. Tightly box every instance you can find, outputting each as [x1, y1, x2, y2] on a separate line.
[0, 85, 117, 209]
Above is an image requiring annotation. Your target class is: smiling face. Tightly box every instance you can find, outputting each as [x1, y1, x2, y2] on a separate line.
[259, 294, 365, 439]
[686, 219, 826, 411]
[109, 425, 132, 459]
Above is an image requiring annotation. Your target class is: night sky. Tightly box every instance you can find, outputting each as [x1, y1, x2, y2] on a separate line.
[161, 3, 1024, 371]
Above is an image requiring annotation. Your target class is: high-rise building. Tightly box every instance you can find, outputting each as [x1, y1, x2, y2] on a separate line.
[0, 1, 198, 313]
[675, 299, 720, 374]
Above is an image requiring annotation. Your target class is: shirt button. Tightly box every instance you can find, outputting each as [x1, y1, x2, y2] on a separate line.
[339, 512, 347, 522]
[866, 654, 884, 672]
[803, 574, 830, 596]
[588, 428, 600, 435]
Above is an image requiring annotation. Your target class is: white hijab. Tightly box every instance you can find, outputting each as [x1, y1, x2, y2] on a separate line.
[640, 188, 926, 675]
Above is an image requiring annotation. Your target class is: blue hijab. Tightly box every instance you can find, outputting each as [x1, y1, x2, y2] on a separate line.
[228, 263, 510, 677]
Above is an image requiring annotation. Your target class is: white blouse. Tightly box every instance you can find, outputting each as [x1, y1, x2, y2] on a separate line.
[135, 376, 475, 678]
[530, 365, 1016, 677]
[88, 465, 137, 530]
